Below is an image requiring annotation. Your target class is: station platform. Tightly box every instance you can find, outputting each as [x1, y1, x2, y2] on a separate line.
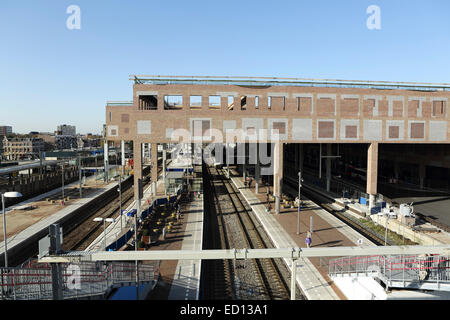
[0, 174, 115, 241]
[84, 165, 204, 301]
[85, 175, 166, 252]
[146, 176, 204, 300]
[302, 181, 450, 246]
[0, 174, 128, 266]
[228, 168, 380, 300]
[167, 191, 203, 300]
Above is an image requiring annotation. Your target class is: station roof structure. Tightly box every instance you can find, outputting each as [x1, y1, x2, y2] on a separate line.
[130, 75, 450, 92]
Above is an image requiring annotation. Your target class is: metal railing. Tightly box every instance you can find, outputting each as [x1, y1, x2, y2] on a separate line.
[0, 260, 158, 300]
[329, 254, 450, 291]
[130, 75, 450, 91]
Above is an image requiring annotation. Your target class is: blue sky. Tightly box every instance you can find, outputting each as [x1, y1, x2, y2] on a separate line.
[0, 0, 449, 134]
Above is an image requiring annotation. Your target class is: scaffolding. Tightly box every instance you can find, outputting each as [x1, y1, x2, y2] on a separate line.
[0, 259, 158, 300]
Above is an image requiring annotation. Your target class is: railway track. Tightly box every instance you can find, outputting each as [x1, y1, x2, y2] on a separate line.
[294, 167, 450, 236]
[62, 174, 153, 251]
[7, 166, 157, 267]
[62, 159, 170, 252]
[61, 184, 136, 251]
[203, 165, 297, 300]
[201, 163, 234, 299]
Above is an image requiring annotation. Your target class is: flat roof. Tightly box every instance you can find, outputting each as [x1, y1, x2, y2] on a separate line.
[165, 171, 185, 179]
[106, 101, 133, 107]
[130, 75, 450, 92]
[0, 160, 63, 175]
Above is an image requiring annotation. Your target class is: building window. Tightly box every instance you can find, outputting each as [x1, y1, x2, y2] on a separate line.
[209, 96, 221, 109]
[139, 95, 158, 110]
[255, 96, 259, 109]
[164, 95, 183, 110]
[227, 96, 234, 110]
[190, 96, 202, 109]
[432, 101, 445, 117]
[240, 96, 247, 110]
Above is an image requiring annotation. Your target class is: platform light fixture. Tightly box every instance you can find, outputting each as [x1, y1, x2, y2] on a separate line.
[93, 217, 115, 251]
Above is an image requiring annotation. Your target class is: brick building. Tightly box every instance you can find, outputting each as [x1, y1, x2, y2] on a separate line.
[105, 75, 450, 212]
[2, 136, 44, 160]
[0, 126, 12, 136]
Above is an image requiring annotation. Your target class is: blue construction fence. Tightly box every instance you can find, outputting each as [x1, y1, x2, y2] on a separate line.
[106, 189, 182, 251]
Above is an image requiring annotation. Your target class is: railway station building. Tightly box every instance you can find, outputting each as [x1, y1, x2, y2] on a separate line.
[104, 76, 450, 214]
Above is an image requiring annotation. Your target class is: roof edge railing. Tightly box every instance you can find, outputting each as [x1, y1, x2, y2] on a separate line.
[106, 101, 133, 107]
[129, 75, 450, 91]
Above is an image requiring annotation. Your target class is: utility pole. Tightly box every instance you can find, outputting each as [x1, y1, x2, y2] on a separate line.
[39, 151, 43, 176]
[297, 171, 303, 235]
[78, 154, 82, 198]
[119, 174, 122, 232]
[385, 216, 390, 246]
[61, 163, 65, 205]
[49, 224, 63, 300]
[135, 178, 142, 300]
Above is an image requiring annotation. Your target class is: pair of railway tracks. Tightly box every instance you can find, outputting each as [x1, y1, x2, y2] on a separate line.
[201, 164, 234, 299]
[62, 174, 152, 251]
[204, 165, 298, 300]
[61, 184, 136, 251]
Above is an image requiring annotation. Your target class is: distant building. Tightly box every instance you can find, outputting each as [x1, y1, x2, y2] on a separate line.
[55, 135, 77, 150]
[0, 126, 12, 136]
[34, 132, 56, 144]
[56, 124, 76, 136]
[34, 132, 56, 152]
[76, 134, 101, 149]
[2, 136, 44, 160]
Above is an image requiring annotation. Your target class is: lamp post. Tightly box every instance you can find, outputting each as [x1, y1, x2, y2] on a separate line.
[117, 175, 122, 232]
[384, 215, 390, 246]
[93, 217, 115, 251]
[78, 154, 82, 198]
[297, 171, 303, 235]
[61, 163, 65, 205]
[2, 191, 23, 268]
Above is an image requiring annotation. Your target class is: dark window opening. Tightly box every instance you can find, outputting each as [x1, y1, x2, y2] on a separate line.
[139, 95, 158, 110]
[240, 96, 247, 110]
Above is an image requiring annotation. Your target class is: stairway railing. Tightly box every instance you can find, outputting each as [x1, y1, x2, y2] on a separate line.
[329, 254, 450, 290]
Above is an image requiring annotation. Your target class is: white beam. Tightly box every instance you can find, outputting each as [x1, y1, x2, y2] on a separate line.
[39, 245, 450, 264]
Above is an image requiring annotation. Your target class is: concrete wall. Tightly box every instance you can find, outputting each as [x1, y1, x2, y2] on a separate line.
[370, 214, 444, 246]
[1, 168, 80, 209]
